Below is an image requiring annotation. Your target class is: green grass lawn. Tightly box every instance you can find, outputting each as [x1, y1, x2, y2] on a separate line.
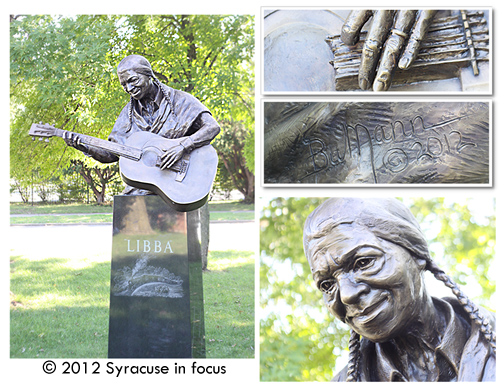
[207, 200, 254, 212]
[10, 254, 111, 358]
[203, 250, 255, 358]
[10, 250, 254, 359]
[10, 200, 254, 224]
[10, 212, 253, 225]
[10, 214, 113, 225]
[10, 200, 253, 215]
[10, 202, 114, 215]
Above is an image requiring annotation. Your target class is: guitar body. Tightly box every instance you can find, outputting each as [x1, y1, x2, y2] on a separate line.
[29, 123, 217, 211]
[119, 131, 218, 212]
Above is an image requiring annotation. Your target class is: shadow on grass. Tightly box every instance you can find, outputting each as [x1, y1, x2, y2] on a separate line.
[10, 305, 109, 358]
[10, 255, 110, 358]
[10, 250, 254, 359]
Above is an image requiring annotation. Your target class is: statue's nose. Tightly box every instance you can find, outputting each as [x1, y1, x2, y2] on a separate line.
[125, 83, 135, 93]
[338, 275, 369, 307]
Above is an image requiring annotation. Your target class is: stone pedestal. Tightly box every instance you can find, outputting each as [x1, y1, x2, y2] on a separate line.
[108, 195, 205, 358]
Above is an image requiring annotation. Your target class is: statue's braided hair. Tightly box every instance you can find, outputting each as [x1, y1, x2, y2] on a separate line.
[346, 330, 361, 382]
[303, 198, 496, 382]
[124, 77, 174, 132]
[427, 262, 497, 353]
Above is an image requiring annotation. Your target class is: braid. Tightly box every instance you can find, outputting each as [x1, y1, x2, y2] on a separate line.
[346, 330, 361, 381]
[125, 77, 175, 133]
[427, 262, 496, 354]
[153, 78, 176, 119]
[126, 97, 134, 132]
[344, 264, 496, 381]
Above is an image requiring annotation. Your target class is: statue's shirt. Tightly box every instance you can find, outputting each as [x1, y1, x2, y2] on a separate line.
[334, 297, 496, 382]
[109, 83, 211, 143]
[108, 83, 214, 195]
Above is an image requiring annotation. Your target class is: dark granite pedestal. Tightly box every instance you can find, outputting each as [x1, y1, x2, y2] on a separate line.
[108, 195, 205, 358]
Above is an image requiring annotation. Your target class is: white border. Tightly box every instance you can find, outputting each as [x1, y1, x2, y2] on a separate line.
[3, 1, 503, 389]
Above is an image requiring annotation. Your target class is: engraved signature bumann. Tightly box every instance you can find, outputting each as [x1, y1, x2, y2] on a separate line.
[300, 114, 477, 183]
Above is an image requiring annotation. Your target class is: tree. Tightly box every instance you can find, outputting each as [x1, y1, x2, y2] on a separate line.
[10, 177, 30, 203]
[124, 15, 255, 197]
[213, 120, 255, 203]
[260, 197, 496, 381]
[66, 160, 121, 203]
[10, 15, 126, 198]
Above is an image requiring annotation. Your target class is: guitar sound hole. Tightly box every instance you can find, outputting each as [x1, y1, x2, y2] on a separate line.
[142, 149, 159, 167]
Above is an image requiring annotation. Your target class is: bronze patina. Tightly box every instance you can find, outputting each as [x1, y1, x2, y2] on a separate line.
[61, 54, 220, 210]
[303, 198, 496, 381]
[327, 10, 489, 91]
[263, 101, 489, 185]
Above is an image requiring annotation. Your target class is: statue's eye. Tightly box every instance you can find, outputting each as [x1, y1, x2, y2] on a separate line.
[354, 257, 375, 270]
[127, 77, 138, 85]
[319, 279, 337, 294]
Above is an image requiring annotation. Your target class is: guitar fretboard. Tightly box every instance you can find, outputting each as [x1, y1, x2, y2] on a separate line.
[53, 128, 142, 161]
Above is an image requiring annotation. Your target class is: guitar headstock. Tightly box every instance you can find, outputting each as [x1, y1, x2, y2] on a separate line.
[29, 123, 58, 142]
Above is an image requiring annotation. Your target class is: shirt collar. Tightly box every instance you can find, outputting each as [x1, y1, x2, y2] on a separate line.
[135, 84, 164, 115]
[365, 297, 469, 381]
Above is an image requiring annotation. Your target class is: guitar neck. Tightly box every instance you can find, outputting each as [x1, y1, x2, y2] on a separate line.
[55, 128, 142, 161]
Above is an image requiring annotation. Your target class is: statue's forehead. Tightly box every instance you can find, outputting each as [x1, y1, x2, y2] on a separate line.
[118, 69, 140, 82]
[308, 224, 381, 271]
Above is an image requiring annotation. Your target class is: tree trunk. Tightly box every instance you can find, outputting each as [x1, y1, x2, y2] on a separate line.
[13, 180, 29, 203]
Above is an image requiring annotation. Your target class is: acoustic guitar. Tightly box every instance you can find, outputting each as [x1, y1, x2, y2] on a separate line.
[29, 123, 218, 211]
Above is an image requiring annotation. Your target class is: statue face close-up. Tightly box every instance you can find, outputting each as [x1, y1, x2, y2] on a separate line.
[309, 223, 426, 343]
[118, 69, 152, 101]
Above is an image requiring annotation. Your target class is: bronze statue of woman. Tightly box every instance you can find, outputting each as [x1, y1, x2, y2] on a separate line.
[64, 54, 220, 196]
[303, 198, 495, 381]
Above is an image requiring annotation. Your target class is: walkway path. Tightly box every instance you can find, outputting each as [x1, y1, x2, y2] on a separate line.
[11, 210, 252, 218]
[10, 219, 255, 260]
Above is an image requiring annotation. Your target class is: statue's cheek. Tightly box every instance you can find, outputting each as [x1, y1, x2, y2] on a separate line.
[324, 290, 346, 322]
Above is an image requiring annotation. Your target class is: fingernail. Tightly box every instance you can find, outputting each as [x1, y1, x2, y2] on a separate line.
[341, 26, 357, 45]
[398, 56, 411, 69]
[359, 78, 369, 90]
[373, 80, 387, 92]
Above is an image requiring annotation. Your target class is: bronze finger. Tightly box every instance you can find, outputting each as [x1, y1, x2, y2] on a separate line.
[373, 10, 416, 91]
[359, 10, 395, 90]
[341, 10, 373, 46]
[399, 10, 437, 69]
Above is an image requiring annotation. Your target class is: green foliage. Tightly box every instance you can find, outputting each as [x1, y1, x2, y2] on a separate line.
[213, 120, 255, 203]
[10, 15, 123, 181]
[50, 169, 88, 203]
[124, 15, 255, 125]
[405, 197, 495, 302]
[260, 197, 495, 381]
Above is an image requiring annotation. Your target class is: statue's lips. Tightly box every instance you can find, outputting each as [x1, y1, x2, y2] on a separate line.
[346, 296, 388, 324]
[129, 88, 142, 98]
